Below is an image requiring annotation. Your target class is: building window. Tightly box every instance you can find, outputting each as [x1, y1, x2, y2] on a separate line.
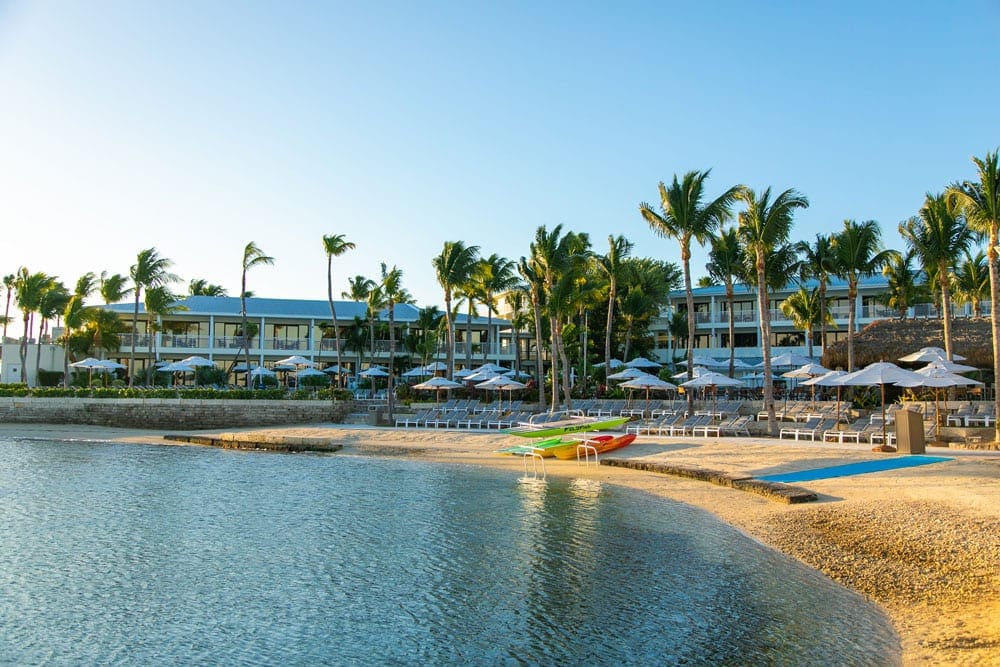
[720, 332, 757, 348]
[772, 331, 804, 347]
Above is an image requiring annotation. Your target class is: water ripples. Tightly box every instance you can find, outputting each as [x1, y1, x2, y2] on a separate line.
[0, 438, 899, 665]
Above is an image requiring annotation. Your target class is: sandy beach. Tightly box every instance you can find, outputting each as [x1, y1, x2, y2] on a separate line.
[5, 422, 999, 666]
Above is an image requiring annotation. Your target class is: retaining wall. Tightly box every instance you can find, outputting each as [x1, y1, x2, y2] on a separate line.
[0, 397, 353, 429]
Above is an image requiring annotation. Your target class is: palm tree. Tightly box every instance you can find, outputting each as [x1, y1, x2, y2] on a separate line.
[795, 234, 836, 352]
[379, 263, 412, 420]
[412, 305, 444, 369]
[432, 241, 480, 378]
[239, 242, 275, 384]
[616, 258, 680, 363]
[707, 227, 744, 376]
[517, 257, 547, 411]
[3, 273, 16, 340]
[322, 234, 356, 387]
[342, 275, 377, 302]
[83, 308, 124, 361]
[737, 186, 810, 436]
[899, 193, 977, 359]
[455, 280, 481, 368]
[99, 271, 131, 305]
[597, 235, 633, 377]
[780, 287, 830, 359]
[128, 248, 177, 387]
[13, 268, 53, 385]
[61, 274, 96, 386]
[879, 249, 931, 319]
[144, 285, 186, 384]
[831, 220, 898, 372]
[188, 279, 228, 296]
[505, 288, 531, 375]
[365, 283, 386, 367]
[948, 149, 1000, 440]
[473, 253, 519, 364]
[954, 251, 990, 318]
[640, 170, 742, 396]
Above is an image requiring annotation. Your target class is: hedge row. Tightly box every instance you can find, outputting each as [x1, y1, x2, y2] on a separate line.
[0, 384, 354, 401]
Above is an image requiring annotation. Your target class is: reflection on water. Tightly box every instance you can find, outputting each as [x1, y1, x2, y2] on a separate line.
[0, 438, 899, 665]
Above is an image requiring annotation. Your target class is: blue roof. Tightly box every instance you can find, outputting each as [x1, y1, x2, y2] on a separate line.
[103, 296, 504, 325]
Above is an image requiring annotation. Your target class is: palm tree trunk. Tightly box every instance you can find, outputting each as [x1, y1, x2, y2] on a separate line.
[465, 302, 473, 367]
[557, 318, 572, 409]
[444, 292, 455, 378]
[756, 253, 776, 436]
[34, 317, 44, 386]
[988, 223, 1000, 442]
[530, 289, 546, 411]
[327, 257, 344, 389]
[387, 306, 395, 421]
[819, 282, 828, 354]
[847, 281, 857, 372]
[129, 291, 140, 387]
[486, 307, 493, 364]
[726, 281, 735, 377]
[549, 314, 560, 411]
[940, 261, 954, 360]
[682, 239, 696, 415]
[19, 312, 30, 384]
[605, 280, 615, 372]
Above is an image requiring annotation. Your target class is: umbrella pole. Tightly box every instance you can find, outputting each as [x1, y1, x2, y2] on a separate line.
[881, 383, 887, 449]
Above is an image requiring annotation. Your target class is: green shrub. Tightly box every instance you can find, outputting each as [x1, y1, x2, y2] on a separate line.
[37, 369, 65, 387]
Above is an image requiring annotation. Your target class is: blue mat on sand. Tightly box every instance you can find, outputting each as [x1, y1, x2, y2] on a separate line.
[758, 456, 953, 483]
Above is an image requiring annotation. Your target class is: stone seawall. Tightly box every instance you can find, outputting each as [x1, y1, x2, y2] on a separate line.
[0, 397, 354, 429]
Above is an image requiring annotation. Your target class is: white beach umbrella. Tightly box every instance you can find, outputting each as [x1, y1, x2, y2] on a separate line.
[322, 364, 347, 374]
[464, 368, 499, 382]
[838, 362, 925, 447]
[69, 357, 104, 387]
[423, 361, 449, 372]
[757, 352, 813, 368]
[180, 355, 215, 368]
[677, 355, 727, 368]
[625, 356, 663, 369]
[413, 376, 463, 405]
[898, 346, 966, 363]
[782, 362, 832, 405]
[593, 359, 624, 369]
[359, 367, 389, 377]
[475, 362, 509, 373]
[296, 367, 327, 378]
[619, 375, 677, 414]
[917, 358, 978, 374]
[672, 366, 709, 380]
[453, 368, 476, 379]
[913, 363, 984, 425]
[474, 375, 526, 411]
[95, 359, 126, 370]
[802, 370, 849, 423]
[607, 367, 650, 381]
[275, 355, 315, 367]
[680, 371, 742, 417]
[157, 361, 196, 387]
[401, 366, 431, 378]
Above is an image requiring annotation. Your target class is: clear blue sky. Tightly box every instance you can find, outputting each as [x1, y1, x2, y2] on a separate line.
[2, 1, 998, 336]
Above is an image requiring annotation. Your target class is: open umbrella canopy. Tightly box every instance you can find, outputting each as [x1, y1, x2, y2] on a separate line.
[180, 355, 215, 368]
[781, 363, 831, 379]
[757, 353, 813, 368]
[619, 375, 676, 391]
[671, 366, 710, 380]
[359, 367, 390, 378]
[607, 367, 650, 381]
[69, 357, 103, 369]
[677, 355, 727, 368]
[401, 366, 430, 378]
[801, 370, 848, 386]
[474, 362, 509, 373]
[296, 367, 327, 378]
[322, 364, 347, 374]
[593, 359, 624, 369]
[157, 361, 196, 373]
[423, 361, 449, 372]
[839, 361, 925, 388]
[413, 376, 463, 390]
[464, 368, 499, 382]
[250, 366, 276, 378]
[625, 357, 662, 369]
[275, 355, 315, 367]
[453, 368, 476, 379]
[898, 346, 966, 363]
[914, 363, 983, 387]
[680, 371, 743, 388]
[918, 359, 978, 374]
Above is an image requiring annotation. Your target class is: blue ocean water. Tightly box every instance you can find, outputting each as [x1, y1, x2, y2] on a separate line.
[0, 437, 899, 665]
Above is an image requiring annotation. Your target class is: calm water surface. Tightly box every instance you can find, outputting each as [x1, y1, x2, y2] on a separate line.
[0, 437, 899, 665]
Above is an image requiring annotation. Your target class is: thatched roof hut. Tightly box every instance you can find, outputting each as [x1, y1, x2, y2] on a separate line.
[821, 318, 995, 370]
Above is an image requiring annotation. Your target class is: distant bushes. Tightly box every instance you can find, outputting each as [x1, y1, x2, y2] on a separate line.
[0, 384, 343, 401]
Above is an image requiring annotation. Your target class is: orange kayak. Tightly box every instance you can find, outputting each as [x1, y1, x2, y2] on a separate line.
[551, 433, 637, 460]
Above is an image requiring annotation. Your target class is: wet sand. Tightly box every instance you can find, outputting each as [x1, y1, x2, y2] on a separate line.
[5, 423, 999, 665]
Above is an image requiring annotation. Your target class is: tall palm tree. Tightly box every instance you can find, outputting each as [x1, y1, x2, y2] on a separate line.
[455, 280, 481, 368]
[517, 257, 547, 410]
[780, 287, 830, 359]
[899, 193, 976, 359]
[432, 241, 480, 378]
[365, 283, 386, 367]
[13, 268, 54, 385]
[831, 220, 897, 372]
[473, 253, 519, 364]
[83, 308, 124, 361]
[3, 273, 16, 340]
[954, 250, 990, 319]
[322, 234, 356, 387]
[879, 249, 931, 319]
[188, 279, 228, 296]
[239, 242, 274, 384]
[342, 275, 377, 302]
[129, 248, 177, 387]
[412, 305, 444, 369]
[597, 235, 633, 377]
[379, 263, 412, 420]
[505, 288, 531, 375]
[640, 170, 742, 396]
[707, 227, 744, 376]
[737, 186, 810, 436]
[99, 271, 131, 306]
[61, 273, 96, 386]
[144, 286, 186, 384]
[948, 149, 1000, 440]
[35, 279, 70, 384]
[795, 234, 836, 352]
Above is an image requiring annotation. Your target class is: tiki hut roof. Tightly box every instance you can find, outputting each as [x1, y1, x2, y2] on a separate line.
[821, 318, 995, 370]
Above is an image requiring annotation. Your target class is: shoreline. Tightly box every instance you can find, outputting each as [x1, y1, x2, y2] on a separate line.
[4, 423, 998, 665]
